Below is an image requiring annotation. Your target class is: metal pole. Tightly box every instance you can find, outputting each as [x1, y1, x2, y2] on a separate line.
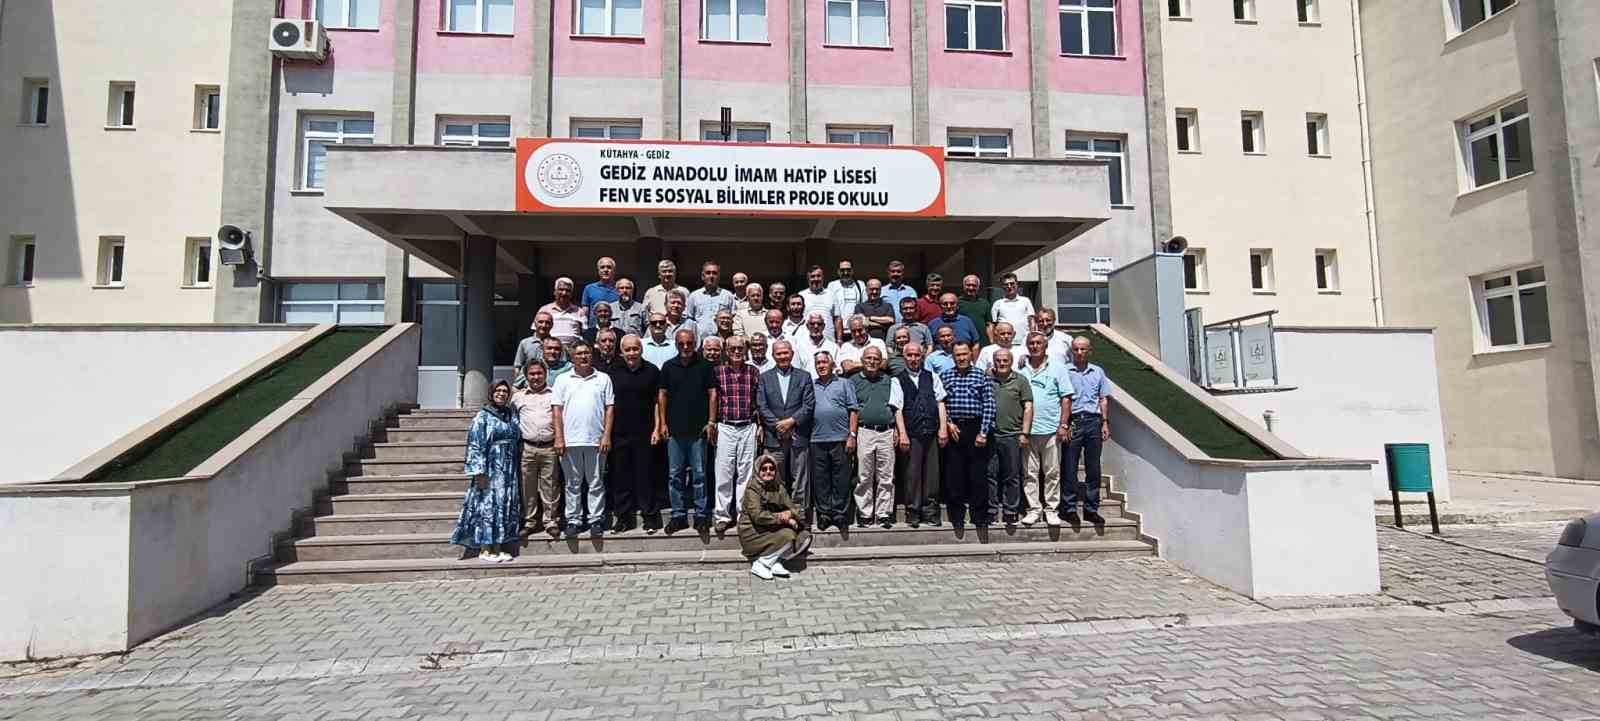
[1391, 489, 1403, 528]
[1267, 313, 1280, 386]
[1426, 492, 1441, 535]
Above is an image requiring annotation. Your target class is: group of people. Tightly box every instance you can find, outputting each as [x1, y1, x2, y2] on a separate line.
[452, 256, 1114, 580]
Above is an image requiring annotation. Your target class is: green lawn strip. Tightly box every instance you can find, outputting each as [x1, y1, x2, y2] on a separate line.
[1086, 330, 1277, 461]
[95, 328, 386, 483]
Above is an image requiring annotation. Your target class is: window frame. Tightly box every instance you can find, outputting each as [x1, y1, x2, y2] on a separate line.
[572, 120, 645, 139]
[447, 0, 516, 34]
[1233, 0, 1255, 21]
[1240, 111, 1265, 155]
[825, 0, 891, 47]
[1249, 249, 1274, 292]
[944, 0, 1007, 52]
[1059, 0, 1117, 57]
[184, 237, 213, 288]
[438, 116, 513, 147]
[193, 85, 222, 131]
[314, 0, 381, 29]
[575, 0, 645, 37]
[825, 125, 894, 145]
[1297, 0, 1320, 23]
[299, 114, 376, 191]
[1448, 0, 1516, 36]
[945, 130, 1012, 158]
[1175, 108, 1199, 153]
[1054, 283, 1111, 325]
[1183, 248, 1207, 292]
[702, 0, 769, 42]
[279, 281, 387, 325]
[701, 122, 771, 143]
[107, 81, 136, 129]
[1166, 0, 1189, 19]
[1460, 97, 1533, 190]
[9, 236, 36, 287]
[97, 237, 127, 288]
[1314, 249, 1339, 291]
[23, 79, 49, 126]
[1473, 264, 1550, 350]
[1065, 131, 1130, 207]
[1305, 112, 1329, 156]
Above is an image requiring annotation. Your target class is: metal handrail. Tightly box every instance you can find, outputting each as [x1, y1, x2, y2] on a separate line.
[1203, 309, 1278, 329]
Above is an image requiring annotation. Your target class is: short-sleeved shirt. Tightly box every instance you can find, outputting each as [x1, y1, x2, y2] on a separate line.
[1066, 362, 1113, 416]
[1020, 359, 1072, 435]
[913, 294, 942, 324]
[642, 335, 677, 368]
[790, 335, 840, 378]
[714, 363, 761, 423]
[826, 280, 867, 321]
[540, 302, 587, 345]
[603, 299, 648, 338]
[511, 386, 556, 443]
[927, 314, 980, 346]
[659, 355, 717, 437]
[976, 341, 1024, 373]
[990, 372, 1033, 437]
[552, 369, 615, 446]
[581, 281, 619, 326]
[1045, 330, 1073, 367]
[799, 287, 834, 323]
[957, 295, 992, 342]
[887, 368, 946, 409]
[810, 376, 859, 443]
[990, 295, 1036, 335]
[604, 360, 659, 436]
[834, 337, 887, 370]
[881, 282, 918, 323]
[686, 286, 737, 327]
[886, 321, 932, 351]
[643, 284, 687, 315]
[853, 299, 897, 338]
[734, 307, 769, 338]
[926, 348, 956, 375]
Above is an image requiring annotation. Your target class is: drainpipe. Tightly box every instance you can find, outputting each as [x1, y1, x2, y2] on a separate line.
[1350, 0, 1385, 325]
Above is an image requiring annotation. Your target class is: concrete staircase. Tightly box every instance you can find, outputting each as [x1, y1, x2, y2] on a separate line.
[261, 407, 1155, 585]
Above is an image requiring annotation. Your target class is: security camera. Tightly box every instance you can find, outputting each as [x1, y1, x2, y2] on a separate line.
[217, 224, 254, 265]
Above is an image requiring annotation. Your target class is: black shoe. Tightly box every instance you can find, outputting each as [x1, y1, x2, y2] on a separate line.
[664, 519, 688, 535]
[1084, 511, 1106, 525]
[951, 519, 965, 531]
[563, 523, 580, 539]
[908, 521, 921, 529]
[694, 520, 710, 533]
[880, 518, 893, 529]
[855, 516, 870, 529]
[1061, 510, 1080, 525]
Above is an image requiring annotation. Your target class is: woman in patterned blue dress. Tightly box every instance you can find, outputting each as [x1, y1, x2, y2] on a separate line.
[452, 380, 524, 562]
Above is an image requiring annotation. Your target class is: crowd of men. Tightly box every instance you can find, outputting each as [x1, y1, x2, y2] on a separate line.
[508, 256, 1113, 539]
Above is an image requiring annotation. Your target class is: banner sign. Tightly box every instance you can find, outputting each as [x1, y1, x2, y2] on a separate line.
[516, 138, 946, 217]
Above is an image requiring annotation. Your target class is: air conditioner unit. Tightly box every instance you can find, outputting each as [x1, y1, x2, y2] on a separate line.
[269, 18, 328, 62]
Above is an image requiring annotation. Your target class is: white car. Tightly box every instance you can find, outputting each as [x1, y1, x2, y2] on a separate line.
[1546, 513, 1600, 635]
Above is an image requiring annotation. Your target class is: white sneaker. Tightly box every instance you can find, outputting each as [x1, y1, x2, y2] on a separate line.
[495, 552, 514, 563]
[750, 561, 774, 580]
[479, 551, 498, 563]
[1046, 513, 1061, 527]
[1021, 511, 1041, 526]
[769, 562, 790, 578]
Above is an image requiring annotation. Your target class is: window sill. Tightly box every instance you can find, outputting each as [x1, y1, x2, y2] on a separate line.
[17, 123, 48, 128]
[104, 125, 137, 131]
[1473, 341, 1550, 358]
[1308, 153, 1332, 159]
[698, 38, 773, 46]
[1176, 149, 1201, 155]
[1243, 151, 1267, 156]
[436, 30, 516, 37]
[325, 25, 381, 33]
[1167, 15, 1192, 21]
[1317, 289, 1342, 295]
[944, 47, 1012, 56]
[1059, 53, 1126, 61]
[181, 284, 214, 290]
[1184, 289, 1209, 295]
[1444, 2, 1518, 45]
[190, 127, 222, 134]
[1110, 204, 1135, 211]
[1234, 18, 1258, 25]
[290, 187, 327, 196]
[91, 284, 126, 290]
[1251, 290, 1276, 295]
[1298, 21, 1322, 27]
[821, 43, 894, 50]
[5, 283, 34, 289]
[1458, 170, 1535, 199]
[570, 33, 646, 42]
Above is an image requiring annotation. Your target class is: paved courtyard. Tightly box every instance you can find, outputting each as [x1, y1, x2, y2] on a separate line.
[1, 522, 1595, 720]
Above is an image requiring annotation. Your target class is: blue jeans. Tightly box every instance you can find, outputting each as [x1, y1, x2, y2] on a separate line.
[1061, 412, 1103, 514]
[666, 436, 709, 522]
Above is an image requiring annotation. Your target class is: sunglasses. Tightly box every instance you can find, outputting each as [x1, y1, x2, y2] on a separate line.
[650, 321, 666, 326]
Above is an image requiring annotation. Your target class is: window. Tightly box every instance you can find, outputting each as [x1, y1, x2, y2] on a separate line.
[22, 78, 48, 125]
[1240, 111, 1264, 154]
[1249, 249, 1273, 291]
[1314, 249, 1338, 291]
[1233, 0, 1255, 21]
[315, 0, 380, 29]
[945, 0, 1005, 51]
[194, 85, 222, 130]
[703, 0, 768, 41]
[1166, 0, 1188, 19]
[97, 237, 126, 287]
[1066, 132, 1128, 206]
[826, 0, 889, 46]
[280, 282, 386, 324]
[577, 0, 644, 36]
[1060, 0, 1115, 56]
[9, 237, 35, 286]
[1462, 98, 1532, 189]
[185, 238, 213, 288]
[946, 130, 1011, 158]
[1305, 113, 1329, 156]
[1450, 0, 1515, 34]
[1175, 108, 1199, 152]
[1297, 0, 1319, 23]
[439, 117, 512, 147]
[1183, 248, 1207, 291]
[301, 115, 375, 190]
[573, 120, 644, 139]
[448, 0, 515, 33]
[826, 126, 892, 144]
[1476, 266, 1550, 348]
[1056, 285, 1110, 324]
[702, 123, 770, 142]
[107, 82, 136, 128]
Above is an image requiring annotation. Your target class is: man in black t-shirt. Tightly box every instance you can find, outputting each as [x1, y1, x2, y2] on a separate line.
[657, 329, 717, 534]
[604, 334, 663, 533]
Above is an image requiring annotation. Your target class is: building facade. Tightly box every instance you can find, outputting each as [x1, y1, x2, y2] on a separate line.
[1360, 0, 1600, 478]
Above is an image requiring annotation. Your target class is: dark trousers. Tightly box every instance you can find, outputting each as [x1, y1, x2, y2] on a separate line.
[940, 418, 989, 525]
[989, 434, 1023, 522]
[810, 441, 851, 525]
[1061, 412, 1104, 514]
[607, 432, 660, 528]
[768, 440, 812, 524]
[900, 434, 940, 523]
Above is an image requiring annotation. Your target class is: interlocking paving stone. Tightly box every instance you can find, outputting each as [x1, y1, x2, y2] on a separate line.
[1376, 525, 1553, 604]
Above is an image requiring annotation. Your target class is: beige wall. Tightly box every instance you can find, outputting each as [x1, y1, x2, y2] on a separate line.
[1159, 0, 1377, 326]
[0, 1, 231, 323]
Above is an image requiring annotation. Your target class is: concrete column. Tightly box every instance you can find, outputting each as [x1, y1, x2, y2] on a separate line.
[517, 272, 539, 335]
[964, 238, 995, 287]
[385, 0, 420, 324]
[636, 236, 664, 281]
[1026, 0, 1052, 158]
[1139, 0, 1173, 248]
[662, 0, 683, 139]
[462, 236, 498, 408]
[1034, 254, 1055, 316]
[788, 0, 807, 141]
[530, 0, 553, 135]
[214, 0, 282, 323]
[909, 0, 931, 144]
[803, 237, 831, 274]
[383, 247, 411, 323]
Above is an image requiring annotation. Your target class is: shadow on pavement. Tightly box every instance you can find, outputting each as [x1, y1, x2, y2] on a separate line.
[1506, 626, 1600, 671]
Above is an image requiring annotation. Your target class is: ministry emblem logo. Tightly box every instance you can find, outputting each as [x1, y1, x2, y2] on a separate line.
[536, 153, 582, 198]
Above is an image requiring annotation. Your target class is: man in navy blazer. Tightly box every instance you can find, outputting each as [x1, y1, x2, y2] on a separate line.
[757, 339, 817, 526]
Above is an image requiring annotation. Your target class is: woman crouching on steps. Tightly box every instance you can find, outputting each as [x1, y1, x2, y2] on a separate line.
[452, 380, 524, 562]
[739, 453, 812, 580]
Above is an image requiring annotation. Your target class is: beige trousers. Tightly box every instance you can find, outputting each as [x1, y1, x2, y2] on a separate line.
[853, 427, 897, 520]
[1023, 434, 1061, 516]
[520, 441, 561, 526]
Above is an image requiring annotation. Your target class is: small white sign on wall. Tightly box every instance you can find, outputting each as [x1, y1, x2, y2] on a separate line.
[1088, 256, 1114, 280]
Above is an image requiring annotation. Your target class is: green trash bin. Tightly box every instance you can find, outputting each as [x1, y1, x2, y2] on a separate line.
[1384, 443, 1438, 533]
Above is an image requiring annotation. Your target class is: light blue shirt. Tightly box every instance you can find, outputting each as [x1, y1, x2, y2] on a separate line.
[686, 287, 737, 327]
[881, 282, 917, 323]
[643, 336, 678, 368]
[1066, 362, 1113, 416]
[926, 348, 956, 375]
[1020, 359, 1072, 435]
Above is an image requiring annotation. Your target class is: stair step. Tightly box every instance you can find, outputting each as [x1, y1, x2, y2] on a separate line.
[334, 474, 471, 495]
[347, 458, 463, 476]
[406, 408, 478, 417]
[382, 428, 467, 444]
[260, 540, 1155, 585]
[320, 492, 465, 514]
[393, 416, 475, 430]
[367, 442, 468, 460]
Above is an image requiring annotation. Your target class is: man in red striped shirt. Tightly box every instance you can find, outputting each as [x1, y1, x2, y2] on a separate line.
[711, 336, 762, 535]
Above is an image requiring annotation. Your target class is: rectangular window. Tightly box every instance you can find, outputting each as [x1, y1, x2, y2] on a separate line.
[946, 130, 1012, 158]
[573, 120, 644, 139]
[577, 0, 644, 36]
[1297, 0, 1319, 23]
[9, 237, 35, 286]
[1306, 113, 1329, 156]
[1060, 0, 1115, 56]
[439, 117, 512, 147]
[702, 123, 770, 142]
[315, 0, 381, 29]
[194, 85, 222, 130]
[1249, 249, 1273, 291]
[1477, 265, 1550, 348]
[704, 0, 768, 41]
[1241, 111, 1264, 154]
[1066, 132, 1128, 206]
[97, 237, 126, 287]
[23, 79, 49, 125]
[1314, 249, 1338, 290]
[1233, 0, 1255, 21]
[945, 0, 1005, 51]
[1450, 0, 1515, 34]
[1183, 248, 1207, 291]
[185, 238, 213, 287]
[301, 114, 375, 190]
[1462, 98, 1532, 189]
[107, 82, 136, 128]
[280, 281, 386, 324]
[826, 0, 889, 46]
[1166, 0, 1188, 19]
[1055, 284, 1110, 325]
[826, 125, 893, 145]
[1175, 108, 1199, 152]
[448, 0, 515, 33]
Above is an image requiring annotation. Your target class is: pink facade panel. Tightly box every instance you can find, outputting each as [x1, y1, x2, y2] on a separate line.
[807, 0, 912, 87]
[681, 0, 789, 82]
[552, 0, 663, 77]
[284, 0, 396, 72]
[1046, 0, 1144, 96]
[925, 0, 1030, 91]
[417, 0, 536, 74]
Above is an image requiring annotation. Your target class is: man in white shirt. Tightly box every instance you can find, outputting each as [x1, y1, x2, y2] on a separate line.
[782, 296, 809, 340]
[552, 341, 615, 539]
[748, 332, 776, 373]
[642, 312, 678, 368]
[826, 259, 868, 341]
[790, 311, 839, 379]
[799, 265, 834, 330]
[540, 277, 586, 346]
[977, 322, 1023, 372]
[990, 272, 1036, 337]
[1035, 307, 1073, 367]
[835, 314, 887, 376]
[643, 259, 685, 316]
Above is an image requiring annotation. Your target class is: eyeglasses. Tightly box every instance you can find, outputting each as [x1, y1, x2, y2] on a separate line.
[650, 321, 666, 326]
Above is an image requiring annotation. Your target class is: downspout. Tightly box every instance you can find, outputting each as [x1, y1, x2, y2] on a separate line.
[1349, 0, 1385, 325]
